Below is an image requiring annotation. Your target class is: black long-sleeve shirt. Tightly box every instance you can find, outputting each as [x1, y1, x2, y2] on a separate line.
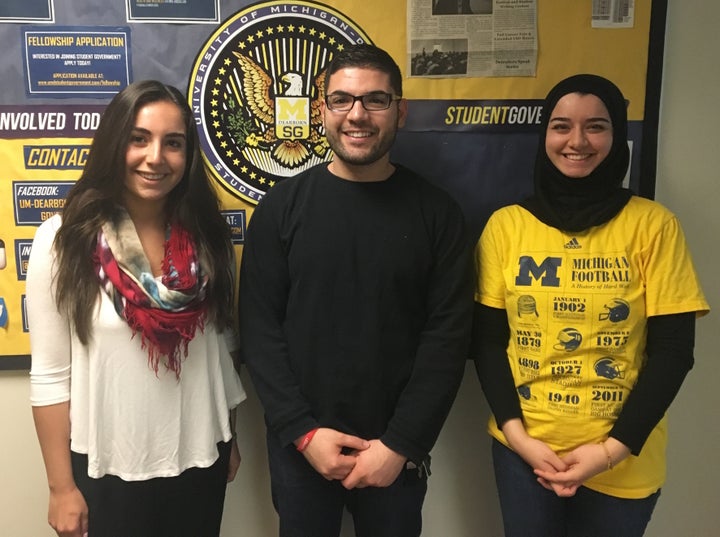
[239, 164, 474, 463]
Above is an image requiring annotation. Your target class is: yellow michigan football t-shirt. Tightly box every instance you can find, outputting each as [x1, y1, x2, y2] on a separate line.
[476, 196, 709, 498]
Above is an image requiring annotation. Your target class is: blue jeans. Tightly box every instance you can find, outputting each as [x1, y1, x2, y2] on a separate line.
[492, 439, 660, 537]
[266, 428, 428, 537]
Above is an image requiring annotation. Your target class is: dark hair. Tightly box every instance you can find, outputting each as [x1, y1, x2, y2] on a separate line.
[324, 44, 403, 96]
[53, 80, 234, 343]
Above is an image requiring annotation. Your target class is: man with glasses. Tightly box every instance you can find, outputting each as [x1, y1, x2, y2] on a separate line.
[239, 44, 472, 537]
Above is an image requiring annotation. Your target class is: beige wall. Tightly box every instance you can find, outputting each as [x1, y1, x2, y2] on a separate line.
[643, 1, 720, 535]
[3, 1, 719, 535]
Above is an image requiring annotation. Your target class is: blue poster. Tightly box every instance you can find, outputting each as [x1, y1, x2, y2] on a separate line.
[22, 26, 132, 98]
[12, 180, 74, 226]
[0, 0, 53, 22]
[126, 0, 219, 23]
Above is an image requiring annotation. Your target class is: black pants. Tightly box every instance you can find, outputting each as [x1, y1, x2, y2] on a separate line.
[71, 441, 231, 537]
[266, 428, 428, 537]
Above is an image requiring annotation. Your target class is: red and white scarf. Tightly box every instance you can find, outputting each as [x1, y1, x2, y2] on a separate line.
[94, 210, 207, 377]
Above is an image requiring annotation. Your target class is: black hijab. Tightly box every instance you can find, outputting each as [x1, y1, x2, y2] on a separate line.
[520, 74, 633, 232]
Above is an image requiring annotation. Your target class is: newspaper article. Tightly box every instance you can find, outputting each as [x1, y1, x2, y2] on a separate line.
[408, 0, 537, 78]
[592, 0, 635, 28]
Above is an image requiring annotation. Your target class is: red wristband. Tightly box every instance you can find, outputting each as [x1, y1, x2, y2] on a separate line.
[296, 428, 319, 452]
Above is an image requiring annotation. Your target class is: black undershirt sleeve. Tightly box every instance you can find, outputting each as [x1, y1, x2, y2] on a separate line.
[470, 302, 521, 429]
[470, 303, 697, 455]
[609, 312, 696, 455]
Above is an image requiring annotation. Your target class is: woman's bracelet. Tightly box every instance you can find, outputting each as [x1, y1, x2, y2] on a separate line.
[296, 428, 319, 452]
[600, 441, 613, 470]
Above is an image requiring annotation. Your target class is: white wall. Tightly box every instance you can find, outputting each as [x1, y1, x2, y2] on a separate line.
[643, 1, 720, 535]
[3, 2, 719, 535]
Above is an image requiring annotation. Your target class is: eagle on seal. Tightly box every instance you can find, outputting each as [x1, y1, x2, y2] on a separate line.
[231, 51, 327, 168]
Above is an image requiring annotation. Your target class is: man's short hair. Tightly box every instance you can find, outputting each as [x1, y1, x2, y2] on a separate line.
[324, 44, 403, 96]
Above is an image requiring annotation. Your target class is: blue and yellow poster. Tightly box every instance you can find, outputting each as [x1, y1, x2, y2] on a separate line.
[0, 0, 664, 367]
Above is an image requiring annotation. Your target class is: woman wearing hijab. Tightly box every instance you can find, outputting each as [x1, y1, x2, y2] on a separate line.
[472, 74, 709, 536]
[26, 80, 246, 537]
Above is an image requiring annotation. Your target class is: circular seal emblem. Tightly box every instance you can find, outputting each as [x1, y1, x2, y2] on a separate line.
[188, 1, 372, 204]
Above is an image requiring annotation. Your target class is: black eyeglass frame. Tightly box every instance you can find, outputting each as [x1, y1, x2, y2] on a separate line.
[324, 91, 402, 112]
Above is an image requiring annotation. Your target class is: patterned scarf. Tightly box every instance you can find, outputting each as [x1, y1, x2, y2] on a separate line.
[94, 209, 207, 377]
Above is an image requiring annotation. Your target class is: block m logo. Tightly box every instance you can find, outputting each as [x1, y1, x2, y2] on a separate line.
[275, 97, 310, 140]
[515, 256, 562, 287]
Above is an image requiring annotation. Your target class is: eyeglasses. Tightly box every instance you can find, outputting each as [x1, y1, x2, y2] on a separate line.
[324, 92, 401, 112]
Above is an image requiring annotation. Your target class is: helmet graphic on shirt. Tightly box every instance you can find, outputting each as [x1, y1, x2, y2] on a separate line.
[517, 385, 532, 400]
[594, 357, 626, 380]
[599, 298, 630, 323]
[553, 327, 582, 351]
[517, 295, 539, 318]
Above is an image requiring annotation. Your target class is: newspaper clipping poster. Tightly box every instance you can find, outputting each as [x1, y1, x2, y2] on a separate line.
[408, 0, 537, 78]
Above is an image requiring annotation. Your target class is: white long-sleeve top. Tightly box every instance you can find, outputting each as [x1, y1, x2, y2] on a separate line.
[27, 215, 246, 480]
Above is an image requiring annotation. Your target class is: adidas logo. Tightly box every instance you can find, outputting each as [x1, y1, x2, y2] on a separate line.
[564, 237, 581, 249]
